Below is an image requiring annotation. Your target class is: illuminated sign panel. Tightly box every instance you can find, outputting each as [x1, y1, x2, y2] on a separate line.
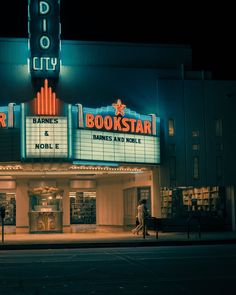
[75, 100, 161, 164]
[28, 0, 60, 79]
[74, 130, 160, 164]
[25, 116, 68, 158]
[0, 104, 16, 128]
[0, 112, 7, 128]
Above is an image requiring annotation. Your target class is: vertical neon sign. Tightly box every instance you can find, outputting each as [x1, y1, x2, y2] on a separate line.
[28, 0, 61, 80]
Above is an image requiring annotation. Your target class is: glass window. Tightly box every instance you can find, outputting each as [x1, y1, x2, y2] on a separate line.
[70, 191, 96, 224]
[168, 119, 174, 136]
[182, 186, 226, 216]
[215, 119, 223, 136]
[192, 144, 200, 151]
[0, 193, 16, 225]
[192, 130, 200, 137]
[193, 157, 199, 179]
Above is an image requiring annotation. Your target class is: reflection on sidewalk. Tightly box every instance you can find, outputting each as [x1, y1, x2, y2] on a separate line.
[0, 230, 236, 246]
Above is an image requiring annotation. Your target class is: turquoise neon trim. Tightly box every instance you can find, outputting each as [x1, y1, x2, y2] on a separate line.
[72, 161, 119, 167]
[20, 103, 26, 159]
[67, 104, 72, 159]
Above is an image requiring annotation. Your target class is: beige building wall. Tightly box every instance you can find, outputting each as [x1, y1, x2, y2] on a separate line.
[58, 179, 70, 232]
[96, 176, 124, 225]
[152, 167, 161, 218]
[16, 179, 29, 233]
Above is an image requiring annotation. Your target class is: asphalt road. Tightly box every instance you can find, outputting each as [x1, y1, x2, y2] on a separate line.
[0, 244, 235, 294]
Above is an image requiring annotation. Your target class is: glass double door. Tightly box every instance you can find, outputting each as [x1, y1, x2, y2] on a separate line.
[123, 186, 151, 226]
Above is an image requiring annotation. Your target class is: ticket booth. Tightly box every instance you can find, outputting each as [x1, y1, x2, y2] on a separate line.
[28, 187, 63, 233]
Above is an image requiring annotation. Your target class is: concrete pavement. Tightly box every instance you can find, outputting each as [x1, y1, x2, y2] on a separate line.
[0, 230, 236, 250]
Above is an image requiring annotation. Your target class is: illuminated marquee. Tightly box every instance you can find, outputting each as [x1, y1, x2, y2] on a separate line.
[28, 0, 61, 79]
[74, 100, 161, 164]
[19, 78, 159, 163]
[25, 116, 68, 158]
[23, 80, 69, 159]
[84, 99, 154, 135]
[85, 114, 152, 134]
[0, 112, 7, 128]
[0, 103, 16, 128]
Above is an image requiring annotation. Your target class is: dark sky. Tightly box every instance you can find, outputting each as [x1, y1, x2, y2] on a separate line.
[1, 0, 236, 80]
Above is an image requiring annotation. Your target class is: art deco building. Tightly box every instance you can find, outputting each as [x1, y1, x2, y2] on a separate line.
[0, 0, 235, 234]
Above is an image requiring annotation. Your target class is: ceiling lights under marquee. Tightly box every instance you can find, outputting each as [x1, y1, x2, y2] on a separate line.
[0, 165, 22, 171]
[68, 165, 149, 174]
[0, 162, 150, 176]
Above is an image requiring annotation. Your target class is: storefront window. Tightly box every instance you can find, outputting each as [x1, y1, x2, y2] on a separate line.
[0, 193, 16, 225]
[70, 191, 96, 224]
[161, 186, 226, 219]
[160, 188, 172, 218]
[182, 186, 224, 213]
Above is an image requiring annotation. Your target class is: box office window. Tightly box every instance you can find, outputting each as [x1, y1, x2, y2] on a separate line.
[0, 193, 16, 225]
[70, 192, 96, 224]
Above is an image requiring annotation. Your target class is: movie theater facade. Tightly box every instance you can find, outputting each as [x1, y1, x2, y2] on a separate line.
[0, 0, 236, 233]
[0, 79, 161, 233]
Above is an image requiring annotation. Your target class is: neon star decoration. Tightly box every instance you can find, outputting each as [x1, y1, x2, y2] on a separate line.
[112, 99, 126, 116]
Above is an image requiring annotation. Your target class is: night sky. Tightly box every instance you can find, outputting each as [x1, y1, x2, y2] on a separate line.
[1, 0, 236, 80]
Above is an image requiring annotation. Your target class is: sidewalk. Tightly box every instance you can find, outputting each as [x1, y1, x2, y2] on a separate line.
[1, 230, 236, 250]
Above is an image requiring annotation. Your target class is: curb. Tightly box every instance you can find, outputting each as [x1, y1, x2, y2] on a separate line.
[1, 239, 236, 251]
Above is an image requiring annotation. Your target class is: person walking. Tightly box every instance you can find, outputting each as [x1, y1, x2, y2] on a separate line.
[131, 199, 149, 235]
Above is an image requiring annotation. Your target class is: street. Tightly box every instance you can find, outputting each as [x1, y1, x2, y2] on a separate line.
[0, 244, 235, 294]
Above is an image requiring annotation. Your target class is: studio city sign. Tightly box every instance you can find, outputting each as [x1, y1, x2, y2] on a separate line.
[85, 99, 154, 135]
[28, 0, 61, 79]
